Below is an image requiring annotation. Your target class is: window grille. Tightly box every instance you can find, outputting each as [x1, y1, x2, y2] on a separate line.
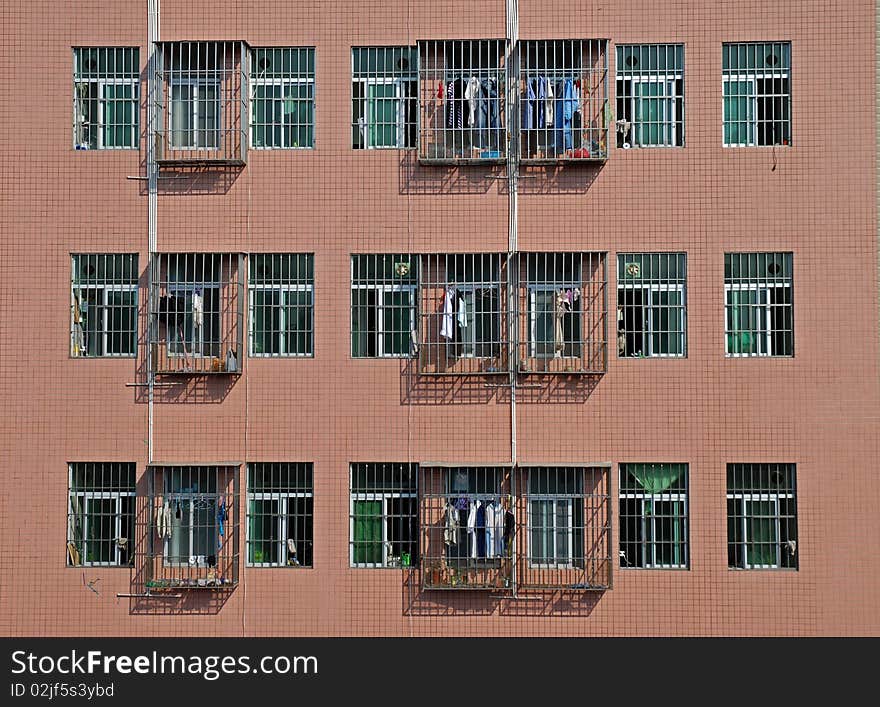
[154, 41, 249, 164]
[71, 254, 138, 358]
[418, 254, 506, 375]
[73, 47, 139, 150]
[619, 463, 689, 569]
[149, 253, 244, 375]
[248, 254, 314, 357]
[352, 47, 417, 150]
[350, 463, 418, 568]
[723, 42, 791, 147]
[518, 252, 607, 374]
[418, 40, 507, 163]
[519, 39, 610, 162]
[617, 253, 687, 358]
[727, 463, 798, 570]
[246, 463, 313, 568]
[515, 466, 611, 590]
[725, 253, 793, 357]
[251, 47, 315, 149]
[419, 466, 511, 590]
[615, 44, 683, 148]
[67, 462, 136, 567]
[145, 465, 239, 589]
[351, 254, 419, 358]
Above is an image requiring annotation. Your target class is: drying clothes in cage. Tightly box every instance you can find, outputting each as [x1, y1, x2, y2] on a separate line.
[476, 501, 486, 558]
[464, 76, 480, 126]
[445, 78, 465, 130]
[493, 501, 505, 556]
[522, 77, 554, 130]
[155, 500, 172, 540]
[503, 508, 516, 554]
[444, 502, 460, 546]
[554, 77, 578, 153]
[217, 499, 227, 540]
[555, 290, 568, 355]
[474, 78, 501, 149]
[457, 291, 468, 330]
[485, 501, 496, 559]
[191, 289, 203, 330]
[467, 501, 478, 559]
[440, 286, 456, 340]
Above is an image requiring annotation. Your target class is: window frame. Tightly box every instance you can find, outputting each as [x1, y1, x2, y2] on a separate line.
[351, 282, 417, 358]
[250, 75, 315, 150]
[349, 491, 418, 568]
[67, 490, 134, 567]
[162, 492, 217, 568]
[248, 282, 315, 357]
[247, 490, 314, 567]
[527, 497, 575, 569]
[168, 77, 222, 150]
[527, 284, 582, 359]
[449, 282, 501, 358]
[617, 74, 683, 148]
[353, 76, 417, 150]
[618, 281, 687, 358]
[724, 281, 791, 357]
[71, 282, 138, 358]
[165, 281, 221, 358]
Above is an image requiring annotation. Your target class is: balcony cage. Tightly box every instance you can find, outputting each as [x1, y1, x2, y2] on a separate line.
[518, 39, 609, 163]
[153, 40, 249, 165]
[419, 466, 513, 591]
[513, 466, 612, 591]
[418, 40, 507, 164]
[418, 253, 508, 375]
[516, 252, 607, 374]
[149, 253, 244, 375]
[142, 465, 240, 591]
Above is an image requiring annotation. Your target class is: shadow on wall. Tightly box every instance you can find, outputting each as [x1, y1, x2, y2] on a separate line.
[401, 570, 605, 619]
[509, 162, 604, 195]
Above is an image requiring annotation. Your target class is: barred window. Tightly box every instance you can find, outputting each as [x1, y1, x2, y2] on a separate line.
[249, 254, 314, 357]
[349, 463, 418, 568]
[247, 463, 313, 567]
[728, 463, 798, 569]
[67, 463, 135, 567]
[251, 47, 315, 149]
[527, 468, 584, 568]
[617, 253, 687, 357]
[71, 254, 138, 357]
[619, 463, 689, 569]
[616, 44, 683, 148]
[723, 42, 791, 147]
[725, 253, 793, 356]
[73, 47, 139, 150]
[351, 254, 418, 358]
[352, 47, 417, 149]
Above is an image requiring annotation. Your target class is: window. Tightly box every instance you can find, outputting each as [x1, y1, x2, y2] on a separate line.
[619, 463, 689, 569]
[249, 254, 314, 357]
[723, 42, 791, 147]
[151, 253, 243, 374]
[728, 463, 797, 569]
[67, 463, 135, 567]
[350, 463, 418, 567]
[247, 463, 313, 567]
[418, 40, 506, 162]
[251, 48, 315, 149]
[527, 468, 584, 568]
[170, 80, 219, 149]
[352, 47, 417, 149]
[725, 253, 793, 356]
[71, 254, 138, 357]
[616, 44, 683, 148]
[73, 47, 139, 149]
[617, 253, 687, 357]
[351, 254, 418, 358]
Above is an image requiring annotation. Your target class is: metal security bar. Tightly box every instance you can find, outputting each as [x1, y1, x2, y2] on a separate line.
[418, 40, 507, 163]
[251, 47, 315, 149]
[352, 47, 417, 149]
[149, 253, 244, 375]
[725, 253, 793, 357]
[73, 47, 139, 150]
[351, 254, 419, 358]
[619, 463, 689, 569]
[350, 463, 418, 568]
[615, 44, 683, 148]
[617, 253, 687, 358]
[418, 254, 506, 374]
[248, 254, 314, 357]
[71, 254, 138, 358]
[67, 462, 136, 567]
[246, 463, 313, 568]
[154, 41, 249, 164]
[517, 252, 607, 374]
[722, 42, 791, 147]
[727, 464, 798, 570]
[515, 466, 611, 590]
[419, 466, 512, 590]
[519, 39, 609, 162]
[145, 465, 239, 589]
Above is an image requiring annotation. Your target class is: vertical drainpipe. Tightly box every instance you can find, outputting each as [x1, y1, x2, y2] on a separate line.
[146, 0, 159, 464]
[505, 0, 519, 596]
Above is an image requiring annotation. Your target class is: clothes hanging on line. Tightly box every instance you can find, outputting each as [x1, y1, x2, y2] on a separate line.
[440, 286, 456, 340]
[444, 503, 460, 546]
[191, 291, 203, 330]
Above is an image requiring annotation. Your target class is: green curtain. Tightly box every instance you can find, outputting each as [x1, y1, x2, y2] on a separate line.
[631, 464, 684, 515]
[727, 290, 756, 354]
[746, 500, 777, 567]
[353, 500, 382, 564]
[723, 80, 755, 145]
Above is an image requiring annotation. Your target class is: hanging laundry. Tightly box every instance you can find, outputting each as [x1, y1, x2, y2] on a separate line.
[555, 290, 567, 355]
[191, 289, 203, 330]
[503, 508, 516, 554]
[444, 502, 460, 546]
[554, 78, 577, 153]
[464, 76, 480, 127]
[485, 501, 496, 559]
[493, 501, 505, 556]
[476, 502, 486, 558]
[217, 499, 227, 539]
[457, 292, 468, 329]
[440, 287, 456, 340]
[467, 501, 478, 559]
[475, 78, 501, 149]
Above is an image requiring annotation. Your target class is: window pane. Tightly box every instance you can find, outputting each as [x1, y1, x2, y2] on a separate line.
[382, 290, 411, 355]
[353, 500, 383, 564]
[368, 83, 398, 147]
[284, 290, 313, 355]
[745, 500, 778, 567]
[723, 80, 755, 145]
[248, 499, 279, 564]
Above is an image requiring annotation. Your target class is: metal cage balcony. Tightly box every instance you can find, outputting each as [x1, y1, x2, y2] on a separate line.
[153, 40, 249, 165]
[149, 253, 244, 375]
